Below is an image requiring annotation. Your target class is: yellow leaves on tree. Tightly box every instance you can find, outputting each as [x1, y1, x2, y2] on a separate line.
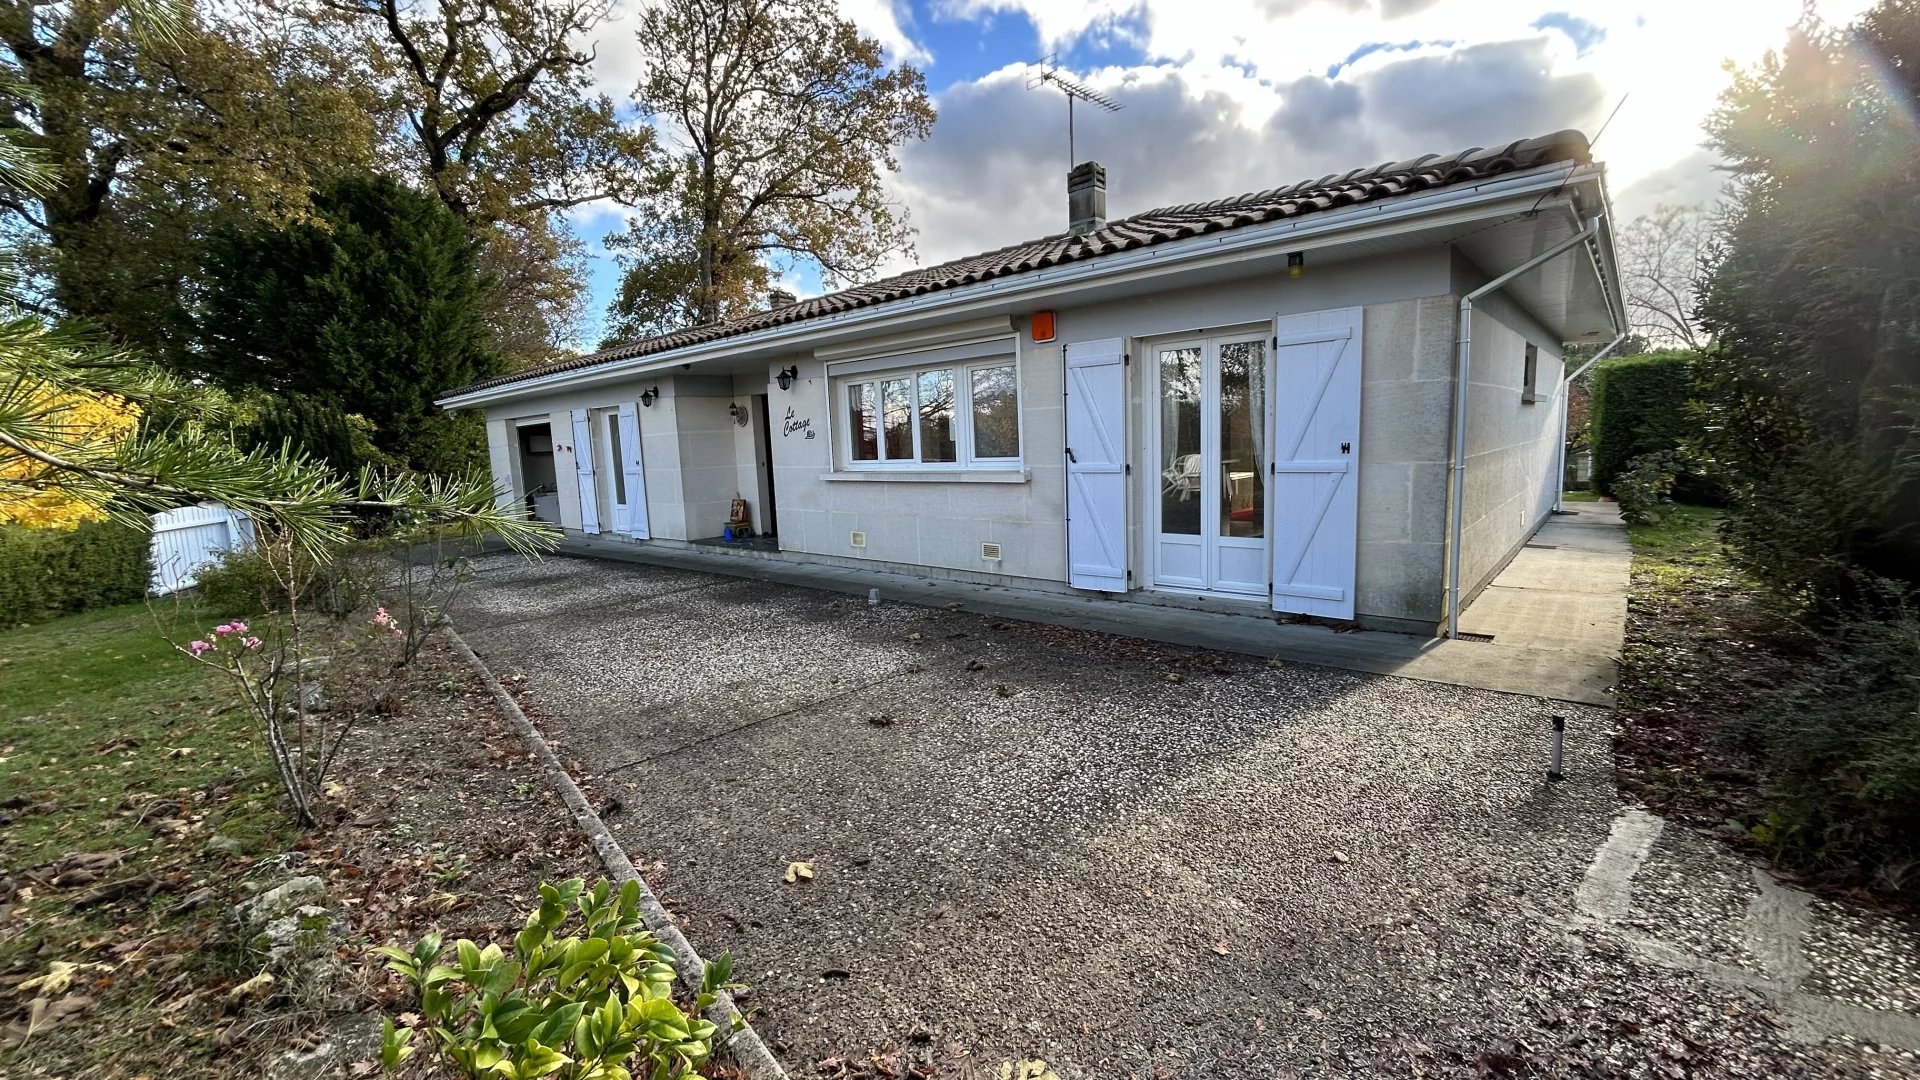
[0, 386, 140, 529]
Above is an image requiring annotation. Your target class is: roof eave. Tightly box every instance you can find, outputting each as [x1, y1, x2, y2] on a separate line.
[438, 161, 1601, 410]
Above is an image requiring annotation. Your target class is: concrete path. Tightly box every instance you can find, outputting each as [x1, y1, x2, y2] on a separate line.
[549, 503, 1629, 705]
[1458, 501, 1631, 661]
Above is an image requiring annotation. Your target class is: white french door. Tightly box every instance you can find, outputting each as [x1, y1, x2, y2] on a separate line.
[1149, 332, 1269, 597]
[592, 405, 649, 538]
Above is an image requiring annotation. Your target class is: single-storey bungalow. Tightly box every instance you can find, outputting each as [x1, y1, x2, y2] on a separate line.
[438, 129, 1624, 636]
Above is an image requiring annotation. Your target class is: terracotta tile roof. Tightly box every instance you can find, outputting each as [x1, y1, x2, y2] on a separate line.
[449, 129, 1590, 399]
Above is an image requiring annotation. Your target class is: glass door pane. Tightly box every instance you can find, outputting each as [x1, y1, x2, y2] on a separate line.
[602, 413, 624, 507]
[1219, 340, 1264, 539]
[1158, 346, 1203, 536]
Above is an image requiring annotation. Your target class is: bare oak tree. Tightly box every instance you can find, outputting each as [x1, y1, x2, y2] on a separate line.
[1618, 204, 1711, 349]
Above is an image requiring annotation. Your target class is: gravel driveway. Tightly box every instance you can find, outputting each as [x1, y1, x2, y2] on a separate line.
[454, 553, 1915, 1079]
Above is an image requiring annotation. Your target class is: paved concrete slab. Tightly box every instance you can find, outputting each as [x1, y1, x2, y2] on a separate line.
[1457, 588, 1628, 653]
[1457, 503, 1631, 674]
[1487, 544, 1628, 594]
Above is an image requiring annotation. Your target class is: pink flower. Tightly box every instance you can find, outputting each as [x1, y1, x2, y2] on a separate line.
[241, 636, 261, 649]
[214, 623, 234, 635]
[230, 621, 248, 635]
[188, 640, 212, 656]
[391, 627, 404, 638]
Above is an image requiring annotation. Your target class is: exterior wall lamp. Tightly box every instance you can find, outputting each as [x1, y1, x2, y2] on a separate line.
[776, 365, 799, 391]
[1287, 251, 1305, 279]
[640, 386, 658, 407]
[728, 401, 749, 427]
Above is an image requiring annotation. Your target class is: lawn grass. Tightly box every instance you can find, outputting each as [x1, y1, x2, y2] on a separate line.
[0, 602, 285, 866]
[1626, 504, 1728, 605]
[1560, 488, 1600, 502]
[0, 602, 290, 1070]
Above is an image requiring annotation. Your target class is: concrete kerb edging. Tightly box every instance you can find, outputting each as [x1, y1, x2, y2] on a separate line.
[446, 625, 790, 1080]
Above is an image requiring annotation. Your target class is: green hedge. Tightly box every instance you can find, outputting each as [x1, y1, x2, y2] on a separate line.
[1589, 351, 1703, 496]
[0, 520, 152, 626]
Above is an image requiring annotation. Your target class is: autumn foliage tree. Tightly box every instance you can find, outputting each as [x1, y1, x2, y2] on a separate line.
[603, 0, 935, 341]
[0, 1, 378, 360]
[316, 0, 656, 361]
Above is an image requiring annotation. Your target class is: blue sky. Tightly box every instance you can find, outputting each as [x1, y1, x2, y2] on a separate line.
[565, 0, 1872, 349]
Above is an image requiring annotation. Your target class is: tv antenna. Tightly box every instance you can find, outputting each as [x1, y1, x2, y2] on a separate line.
[1026, 55, 1121, 169]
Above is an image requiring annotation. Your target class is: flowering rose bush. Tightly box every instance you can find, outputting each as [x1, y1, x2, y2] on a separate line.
[173, 537, 431, 826]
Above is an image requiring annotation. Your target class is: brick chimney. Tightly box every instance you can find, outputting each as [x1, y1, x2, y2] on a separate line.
[767, 288, 797, 309]
[1068, 161, 1106, 236]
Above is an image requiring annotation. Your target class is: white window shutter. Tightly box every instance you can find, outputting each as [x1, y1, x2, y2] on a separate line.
[618, 401, 649, 539]
[484, 418, 515, 512]
[1269, 308, 1362, 619]
[1064, 338, 1129, 592]
[570, 408, 600, 535]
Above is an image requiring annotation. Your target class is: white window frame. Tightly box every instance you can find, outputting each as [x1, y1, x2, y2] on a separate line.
[832, 345, 1022, 471]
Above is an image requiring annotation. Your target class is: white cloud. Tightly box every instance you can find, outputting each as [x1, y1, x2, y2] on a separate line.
[907, 0, 1880, 247]
[892, 34, 1611, 268]
[836, 0, 934, 64]
[584, 0, 931, 103]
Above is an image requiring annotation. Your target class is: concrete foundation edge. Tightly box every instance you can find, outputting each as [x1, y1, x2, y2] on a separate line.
[446, 625, 791, 1080]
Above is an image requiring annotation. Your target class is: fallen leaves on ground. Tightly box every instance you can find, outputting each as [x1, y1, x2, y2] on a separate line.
[17, 961, 111, 996]
[785, 861, 815, 884]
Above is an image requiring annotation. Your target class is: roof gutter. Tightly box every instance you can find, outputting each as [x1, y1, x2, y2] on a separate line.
[439, 163, 1605, 409]
[1444, 212, 1605, 641]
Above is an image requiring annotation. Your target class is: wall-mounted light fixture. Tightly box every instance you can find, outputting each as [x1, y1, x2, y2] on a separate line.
[776, 365, 799, 391]
[728, 401, 749, 427]
[1287, 251, 1305, 279]
[640, 386, 659, 407]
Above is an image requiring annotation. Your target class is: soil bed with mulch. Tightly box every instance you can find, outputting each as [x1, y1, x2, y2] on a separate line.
[1610, 508, 1788, 834]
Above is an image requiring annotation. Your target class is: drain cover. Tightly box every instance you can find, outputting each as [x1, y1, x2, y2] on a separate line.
[1455, 631, 1496, 643]
[1526, 543, 1559, 549]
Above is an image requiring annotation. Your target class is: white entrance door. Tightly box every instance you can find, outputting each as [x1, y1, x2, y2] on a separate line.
[1064, 338, 1128, 592]
[1268, 307, 1362, 619]
[593, 406, 639, 536]
[1149, 332, 1269, 597]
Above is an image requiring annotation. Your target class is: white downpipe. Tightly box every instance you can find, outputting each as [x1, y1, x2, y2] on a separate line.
[1551, 332, 1630, 513]
[1445, 214, 1605, 640]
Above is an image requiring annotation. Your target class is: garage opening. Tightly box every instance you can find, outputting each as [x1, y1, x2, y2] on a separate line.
[516, 422, 560, 524]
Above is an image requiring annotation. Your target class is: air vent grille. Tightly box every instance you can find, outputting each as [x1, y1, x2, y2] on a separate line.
[980, 542, 1003, 561]
[849, 530, 866, 548]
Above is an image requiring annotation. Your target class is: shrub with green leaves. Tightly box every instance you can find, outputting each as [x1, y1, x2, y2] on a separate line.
[1613, 450, 1683, 526]
[1725, 578, 1920, 893]
[374, 878, 736, 1080]
[1589, 351, 1718, 502]
[0, 519, 150, 625]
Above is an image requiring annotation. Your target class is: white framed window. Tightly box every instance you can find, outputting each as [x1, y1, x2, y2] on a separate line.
[1522, 343, 1540, 404]
[834, 341, 1021, 469]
